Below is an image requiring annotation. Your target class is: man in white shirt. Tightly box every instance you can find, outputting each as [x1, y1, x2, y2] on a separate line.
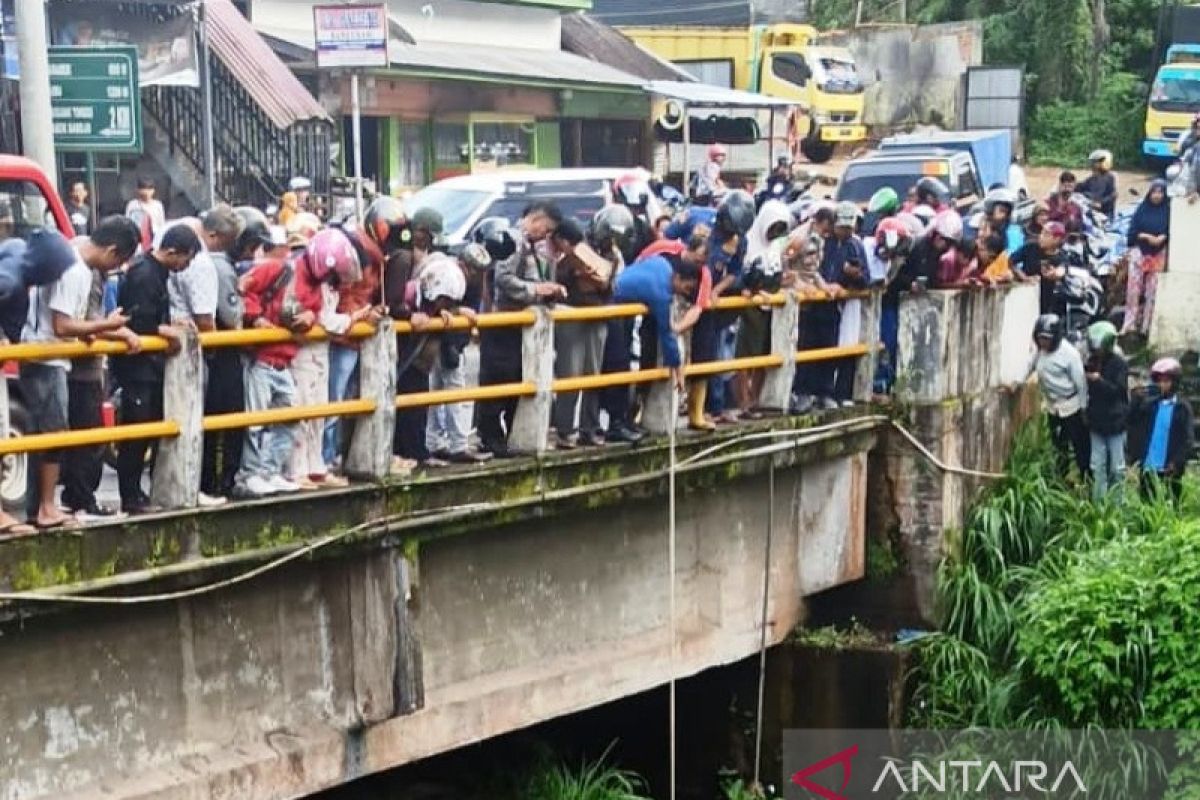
[20, 216, 141, 530]
[125, 176, 166, 250]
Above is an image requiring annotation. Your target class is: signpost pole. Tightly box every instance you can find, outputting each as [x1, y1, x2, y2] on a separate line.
[15, 0, 57, 187]
[85, 150, 96, 223]
[351, 70, 364, 220]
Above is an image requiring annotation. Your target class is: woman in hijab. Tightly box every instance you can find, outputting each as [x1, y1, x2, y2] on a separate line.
[735, 200, 793, 416]
[1123, 179, 1170, 336]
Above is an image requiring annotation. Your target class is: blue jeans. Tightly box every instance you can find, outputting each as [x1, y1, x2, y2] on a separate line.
[706, 324, 737, 415]
[426, 359, 470, 454]
[237, 360, 297, 482]
[1090, 431, 1126, 500]
[322, 344, 359, 466]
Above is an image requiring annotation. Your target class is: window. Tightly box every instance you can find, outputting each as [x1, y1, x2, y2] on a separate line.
[955, 161, 981, 201]
[0, 180, 54, 244]
[771, 54, 810, 87]
[433, 121, 470, 177]
[471, 121, 535, 169]
[479, 194, 605, 228]
[398, 122, 428, 189]
[403, 185, 491, 237]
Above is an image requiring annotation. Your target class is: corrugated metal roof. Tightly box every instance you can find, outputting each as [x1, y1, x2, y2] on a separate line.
[560, 13, 694, 82]
[385, 39, 645, 88]
[205, 0, 330, 128]
[646, 80, 795, 109]
[588, 0, 752, 26]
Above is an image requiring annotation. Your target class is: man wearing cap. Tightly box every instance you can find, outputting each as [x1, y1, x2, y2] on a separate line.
[794, 202, 868, 413]
[387, 207, 449, 469]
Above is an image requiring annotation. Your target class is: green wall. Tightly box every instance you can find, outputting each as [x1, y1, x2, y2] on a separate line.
[560, 90, 648, 120]
[535, 121, 562, 168]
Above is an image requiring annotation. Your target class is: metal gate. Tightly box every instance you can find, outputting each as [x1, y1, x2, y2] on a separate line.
[963, 65, 1025, 150]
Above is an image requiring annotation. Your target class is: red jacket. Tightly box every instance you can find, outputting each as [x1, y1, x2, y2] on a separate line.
[242, 255, 323, 367]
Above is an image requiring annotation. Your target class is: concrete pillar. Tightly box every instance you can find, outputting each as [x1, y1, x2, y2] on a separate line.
[151, 327, 203, 510]
[509, 307, 553, 454]
[346, 324, 397, 480]
[15, 0, 57, 188]
[853, 291, 882, 402]
[759, 294, 799, 412]
[1149, 198, 1200, 353]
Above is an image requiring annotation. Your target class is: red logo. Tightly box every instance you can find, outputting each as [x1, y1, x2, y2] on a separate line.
[790, 744, 859, 800]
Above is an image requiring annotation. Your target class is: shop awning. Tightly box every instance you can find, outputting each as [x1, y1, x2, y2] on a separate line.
[645, 80, 798, 110]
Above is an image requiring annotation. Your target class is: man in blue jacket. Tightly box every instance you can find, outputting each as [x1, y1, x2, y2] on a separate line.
[613, 254, 701, 392]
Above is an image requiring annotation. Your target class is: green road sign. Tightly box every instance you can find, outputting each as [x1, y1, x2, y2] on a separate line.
[49, 46, 141, 152]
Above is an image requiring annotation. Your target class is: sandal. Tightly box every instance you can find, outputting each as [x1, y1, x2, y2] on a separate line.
[0, 521, 37, 538]
[34, 515, 81, 531]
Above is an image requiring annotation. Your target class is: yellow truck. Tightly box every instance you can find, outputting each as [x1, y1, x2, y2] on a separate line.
[620, 23, 866, 163]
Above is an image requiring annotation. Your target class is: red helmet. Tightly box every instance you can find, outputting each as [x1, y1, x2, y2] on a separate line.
[707, 144, 728, 160]
[875, 217, 914, 257]
[305, 227, 361, 284]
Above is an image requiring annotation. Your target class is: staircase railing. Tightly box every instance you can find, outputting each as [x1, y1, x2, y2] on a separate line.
[141, 51, 331, 210]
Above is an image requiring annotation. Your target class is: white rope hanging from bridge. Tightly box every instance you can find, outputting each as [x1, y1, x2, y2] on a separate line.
[0, 414, 1003, 607]
[667, 383, 679, 800]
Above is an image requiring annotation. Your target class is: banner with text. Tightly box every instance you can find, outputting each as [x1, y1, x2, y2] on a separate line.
[49, 2, 198, 87]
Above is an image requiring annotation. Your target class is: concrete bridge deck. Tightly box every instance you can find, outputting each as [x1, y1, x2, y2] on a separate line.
[0, 410, 880, 800]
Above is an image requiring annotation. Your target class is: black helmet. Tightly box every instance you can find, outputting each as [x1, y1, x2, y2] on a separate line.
[363, 196, 410, 251]
[716, 190, 755, 237]
[1033, 313, 1063, 347]
[915, 177, 950, 206]
[472, 216, 516, 261]
[590, 204, 636, 253]
[232, 206, 272, 259]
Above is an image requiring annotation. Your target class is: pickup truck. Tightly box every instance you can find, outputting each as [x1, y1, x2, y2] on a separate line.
[877, 129, 1013, 193]
[0, 155, 75, 511]
[835, 148, 985, 214]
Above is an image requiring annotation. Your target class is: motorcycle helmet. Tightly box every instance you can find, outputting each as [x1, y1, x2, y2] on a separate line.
[894, 212, 925, 239]
[417, 252, 467, 304]
[590, 203, 636, 253]
[716, 190, 756, 237]
[1086, 320, 1118, 353]
[363, 196, 410, 251]
[915, 177, 950, 206]
[868, 187, 901, 216]
[983, 187, 1017, 216]
[613, 173, 651, 210]
[1151, 357, 1183, 383]
[459, 242, 492, 274]
[1088, 149, 1113, 170]
[306, 227, 361, 284]
[410, 207, 446, 248]
[233, 206, 273, 258]
[1043, 221, 1068, 240]
[472, 216, 517, 261]
[931, 210, 964, 243]
[1033, 314, 1064, 347]
[874, 217, 913, 259]
[707, 144, 728, 160]
[911, 204, 937, 228]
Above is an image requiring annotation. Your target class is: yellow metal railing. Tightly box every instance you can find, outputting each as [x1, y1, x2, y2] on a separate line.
[0, 292, 876, 455]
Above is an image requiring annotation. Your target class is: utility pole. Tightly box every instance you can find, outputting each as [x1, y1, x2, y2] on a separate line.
[15, 0, 57, 187]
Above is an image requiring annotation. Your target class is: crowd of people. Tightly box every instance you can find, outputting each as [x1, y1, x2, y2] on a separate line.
[0, 150, 1187, 535]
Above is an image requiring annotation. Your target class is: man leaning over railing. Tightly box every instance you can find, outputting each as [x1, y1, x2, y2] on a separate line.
[111, 226, 196, 514]
[19, 217, 141, 531]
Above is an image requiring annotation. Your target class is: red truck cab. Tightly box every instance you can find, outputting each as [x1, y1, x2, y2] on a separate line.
[0, 155, 75, 510]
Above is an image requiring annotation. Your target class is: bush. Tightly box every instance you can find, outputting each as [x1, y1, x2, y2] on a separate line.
[1027, 72, 1148, 167]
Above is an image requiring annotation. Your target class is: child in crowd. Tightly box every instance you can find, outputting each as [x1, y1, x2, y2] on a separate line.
[1129, 357, 1193, 501]
[1083, 321, 1128, 500]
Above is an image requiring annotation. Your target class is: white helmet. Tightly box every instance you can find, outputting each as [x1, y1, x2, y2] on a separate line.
[911, 204, 937, 226]
[289, 176, 313, 191]
[417, 253, 466, 304]
[1088, 149, 1113, 169]
[931, 209, 964, 242]
[983, 187, 1017, 215]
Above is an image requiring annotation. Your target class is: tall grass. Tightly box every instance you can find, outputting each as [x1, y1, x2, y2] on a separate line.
[521, 746, 652, 800]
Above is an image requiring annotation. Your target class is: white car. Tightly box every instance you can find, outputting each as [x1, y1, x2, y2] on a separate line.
[403, 168, 661, 248]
